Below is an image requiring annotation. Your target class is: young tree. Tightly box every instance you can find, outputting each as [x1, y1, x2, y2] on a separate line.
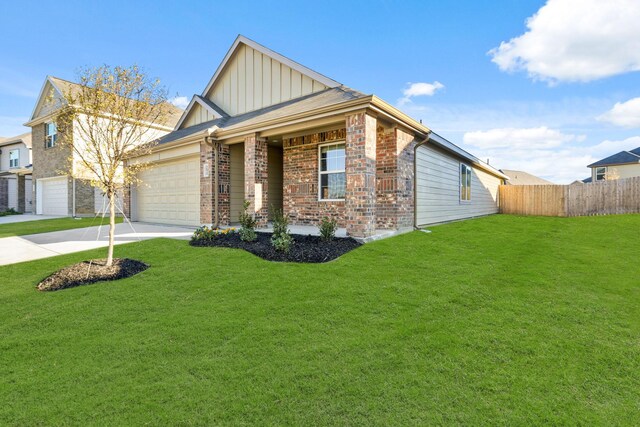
[55, 65, 173, 266]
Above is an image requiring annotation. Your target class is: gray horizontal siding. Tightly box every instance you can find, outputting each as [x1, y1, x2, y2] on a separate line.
[416, 145, 501, 226]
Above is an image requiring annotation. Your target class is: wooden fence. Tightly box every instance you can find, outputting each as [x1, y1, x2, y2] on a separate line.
[499, 176, 640, 217]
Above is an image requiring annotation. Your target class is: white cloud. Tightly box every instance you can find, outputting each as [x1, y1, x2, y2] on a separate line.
[489, 0, 640, 83]
[170, 96, 189, 109]
[398, 81, 444, 106]
[463, 126, 583, 150]
[462, 129, 640, 183]
[598, 98, 640, 128]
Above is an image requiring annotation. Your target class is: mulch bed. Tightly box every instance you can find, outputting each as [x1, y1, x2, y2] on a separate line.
[37, 258, 148, 292]
[190, 232, 362, 263]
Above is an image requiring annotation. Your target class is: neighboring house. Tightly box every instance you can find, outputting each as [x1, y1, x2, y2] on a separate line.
[0, 133, 33, 212]
[587, 147, 640, 182]
[24, 76, 182, 216]
[125, 35, 507, 238]
[500, 169, 553, 185]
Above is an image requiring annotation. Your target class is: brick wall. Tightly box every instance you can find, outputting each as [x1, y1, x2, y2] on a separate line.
[0, 178, 8, 211]
[74, 179, 95, 215]
[200, 141, 231, 226]
[283, 128, 346, 226]
[31, 122, 73, 215]
[345, 112, 377, 238]
[244, 135, 269, 226]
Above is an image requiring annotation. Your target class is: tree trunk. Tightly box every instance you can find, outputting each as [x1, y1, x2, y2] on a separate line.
[106, 191, 116, 266]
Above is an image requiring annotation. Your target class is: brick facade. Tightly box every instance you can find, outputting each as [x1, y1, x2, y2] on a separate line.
[345, 112, 378, 238]
[283, 128, 346, 226]
[376, 125, 416, 229]
[0, 178, 8, 211]
[200, 141, 231, 226]
[244, 135, 269, 226]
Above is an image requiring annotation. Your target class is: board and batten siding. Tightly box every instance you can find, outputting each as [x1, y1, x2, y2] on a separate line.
[182, 104, 218, 128]
[416, 145, 501, 226]
[206, 44, 328, 116]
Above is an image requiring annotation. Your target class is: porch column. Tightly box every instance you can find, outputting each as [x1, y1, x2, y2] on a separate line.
[17, 175, 25, 213]
[200, 141, 214, 225]
[200, 141, 230, 226]
[345, 112, 377, 238]
[244, 134, 269, 227]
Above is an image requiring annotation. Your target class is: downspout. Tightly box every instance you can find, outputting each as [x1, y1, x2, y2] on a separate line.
[204, 126, 220, 228]
[413, 132, 432, 230]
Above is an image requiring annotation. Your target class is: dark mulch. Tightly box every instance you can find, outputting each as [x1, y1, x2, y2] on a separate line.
[37, 258, 148, 292]
[190, 232, 362, 263]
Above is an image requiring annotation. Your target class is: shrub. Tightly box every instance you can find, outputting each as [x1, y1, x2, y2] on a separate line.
[239, 200, 257, 242]
[271, 208, 293, 252]
[0, 208, 21, 217]
[319, 216, 338, 241]
[192, 226, 237, 242]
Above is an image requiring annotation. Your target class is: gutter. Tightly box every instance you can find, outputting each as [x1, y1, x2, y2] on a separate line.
[413, 132, 432, 230]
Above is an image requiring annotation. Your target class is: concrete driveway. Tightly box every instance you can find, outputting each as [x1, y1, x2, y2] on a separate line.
[0, 222, 194, 266]
[0, 214, 64, 224]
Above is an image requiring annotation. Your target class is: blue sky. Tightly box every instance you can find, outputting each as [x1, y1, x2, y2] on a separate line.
[2, 0, 639, 183]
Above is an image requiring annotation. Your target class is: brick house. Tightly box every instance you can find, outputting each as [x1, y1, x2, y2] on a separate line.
[126, 35, 507, 239]
[24, 76, 181, 216]
[0, 133, 32, 212]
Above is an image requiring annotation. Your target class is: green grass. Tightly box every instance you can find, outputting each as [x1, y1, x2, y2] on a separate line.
[0, 216, 123, 238]
[1, 214, 639, 425]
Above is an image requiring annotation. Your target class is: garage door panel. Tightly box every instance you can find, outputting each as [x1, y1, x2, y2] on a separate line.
[136, 157, 200, 226]
[40, 177, 68, 216]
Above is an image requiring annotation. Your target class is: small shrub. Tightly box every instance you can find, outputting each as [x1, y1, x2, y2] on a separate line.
[319, 216, 338, 241]
[271, 208, 293, 252]
[272, 233, 293, 253]
[0, 208, 21, 217]
[192, 226, 237, 242]
[239, 200, 257, 242]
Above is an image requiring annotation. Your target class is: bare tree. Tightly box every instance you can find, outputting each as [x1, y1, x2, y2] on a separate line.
[56, 65, 173, 266]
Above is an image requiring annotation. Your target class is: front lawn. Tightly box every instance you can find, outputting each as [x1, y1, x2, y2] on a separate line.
[1, 215, 638, 424]
[0, 216, 123, 238]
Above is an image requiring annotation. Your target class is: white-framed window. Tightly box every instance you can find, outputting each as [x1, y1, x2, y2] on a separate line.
[9, 149, 19, 168]
[595, 167, 606, 181]
[460, 163, 472, 201]
[45, 122, 57, 148]
[318, 142, 346, 201]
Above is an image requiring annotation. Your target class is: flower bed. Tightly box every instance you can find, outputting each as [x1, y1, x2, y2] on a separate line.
[190, 227, 361, 263]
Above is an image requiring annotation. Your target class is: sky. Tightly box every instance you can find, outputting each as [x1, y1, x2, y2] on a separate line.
[1, 0, 639, 183]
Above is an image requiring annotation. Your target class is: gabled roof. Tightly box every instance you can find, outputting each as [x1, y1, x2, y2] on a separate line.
[500, 169, 554, 185]
[26, 75, 183, 128]
[174, 95, 228, 130]
[158, 86, 367, 145]
[587, 150, 640, 168]
[0, 132, 31, 149]
[201, 35, 340, 100]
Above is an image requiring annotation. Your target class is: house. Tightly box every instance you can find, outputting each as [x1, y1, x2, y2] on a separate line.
[0, 133, 32, 212]
[124, 35, 507, 238]
[24, 76, 182, 216]
[587, 147, 640, 182]
[500, 169, 553, 185]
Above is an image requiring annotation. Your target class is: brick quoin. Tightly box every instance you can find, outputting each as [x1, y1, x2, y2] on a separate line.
[345, 112, 377, 238]
[244, 134, 269, 227]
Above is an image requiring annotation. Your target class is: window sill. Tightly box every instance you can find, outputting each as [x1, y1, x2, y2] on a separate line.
[319, 198, 345, 202]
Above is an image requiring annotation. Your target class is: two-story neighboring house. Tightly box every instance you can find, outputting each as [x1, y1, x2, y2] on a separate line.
[24, 76, 182, 216]
[0, 133, 33, 212]
[587, 147, 640, 182]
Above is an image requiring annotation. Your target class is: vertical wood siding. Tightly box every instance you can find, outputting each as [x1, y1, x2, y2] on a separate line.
[207, 44, 328, 116]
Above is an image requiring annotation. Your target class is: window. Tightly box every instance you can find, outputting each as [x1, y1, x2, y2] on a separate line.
[319, 143, 346, 200]
[9, 150, 19, 168]
[45, 122, 57, 148]
[595, 167, 606, 181]
[460, 163, 472, 201]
